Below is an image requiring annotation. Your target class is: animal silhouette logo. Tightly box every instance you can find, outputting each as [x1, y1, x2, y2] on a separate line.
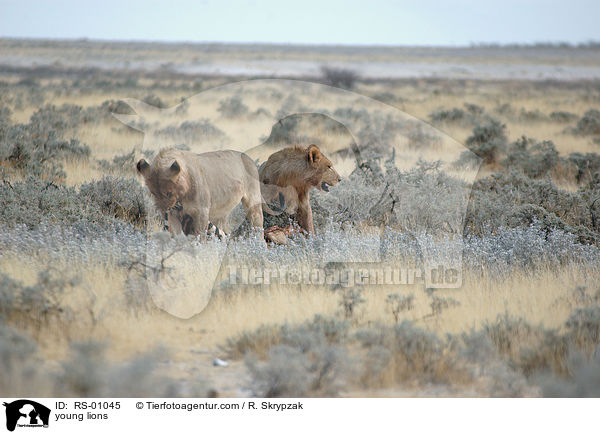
[3, 400, 50, 431]
[115, 79, 481, 318]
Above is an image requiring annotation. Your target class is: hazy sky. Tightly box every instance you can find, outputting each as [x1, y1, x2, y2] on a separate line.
[1, 0, 599, 46]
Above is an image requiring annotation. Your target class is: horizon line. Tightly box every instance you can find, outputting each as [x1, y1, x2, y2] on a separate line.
[2, 36, 600, 50]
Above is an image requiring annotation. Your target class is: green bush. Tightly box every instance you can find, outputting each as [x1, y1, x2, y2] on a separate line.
[239, 316, 352, 397]
[465, 171, 597, 243]
[465, 119, 508, 165]
[0, 269, 75, 330]
[518, 108, 548, 122]
[0, 325, 42, 395]
[142, 94, 168, 109]
[502, 137, 560, 178]
[0, 105, 91, 180]
[573, 109, 600, 135]
[321, 66, 359, 89]
[0, 176, 148, 229]
[0, 178, 109, 229]
[217, 96, 249, 118]
[357, 321, 466, 386]
[567, 152, 600, 184]
[565, 306, 600, 350]
[79, 176, 148, 227]
[550, 111, 578, 123]
[429, 104, 485, 125]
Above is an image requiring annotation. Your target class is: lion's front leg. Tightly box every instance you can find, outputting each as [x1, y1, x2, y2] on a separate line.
[187, 207, 210, 241]
[296, 194, 314, 234]
[166, 210, 183, 235]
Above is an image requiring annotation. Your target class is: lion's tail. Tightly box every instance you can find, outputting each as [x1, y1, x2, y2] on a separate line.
[262, 192, 286, 216]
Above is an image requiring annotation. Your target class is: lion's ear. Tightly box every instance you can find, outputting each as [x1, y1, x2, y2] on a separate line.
[170, 161, 181, 175]
[136, 159, 150, 175]
[307, 144, 322, 165]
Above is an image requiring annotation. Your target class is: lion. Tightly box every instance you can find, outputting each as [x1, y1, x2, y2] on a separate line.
[259, 144, 341, 233]
[137, 148, 263, 237]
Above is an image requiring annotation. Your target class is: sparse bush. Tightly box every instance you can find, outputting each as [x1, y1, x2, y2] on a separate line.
[485, 313, 546, 359]
[483, 309, 600, 382]
[329, 157, 467, 235]
[430, 107, 471, 124]
[483, 313, 569, 378]
[567, 152, 600, 184]
[217, 95, 248, 118]
[223, 316, 349, 360]
[429, 295, 461, 316]
[371, 92, 401, 105]
[0, 178, 109, 229]
[357, 321, 467, 386]
[79, 176, 148, 227]
[240, 317, 352, 397]
[338, 287, 365, 320]
[223, 324, 283, 360]
[540, 352, 600, 397]
[158, 119, 225, 141]
[0, 106, 12, 124]
[550, 111, 578, 123]
[0, 325, 45, 396]
[96, 149, 136, 174]
[100, 99, 134, 115]
[0, 105, 91, 180]
[406, 123, 441, 149]
[429, 104, 484, 125]
[83, 99, 135, 122]
[0, 176, 147, 229]
[495, 103, 515, 117]
[321, 66, 359, 89]
[518, 108, 548, 122]
[572, 109, 600, 136]
[465, 170, 598, 243]
[464, 119, 508, 165]
[29, 104, 89, 130]
[502, 136, 560, 178]
[385, 293, 415, 323]
[246, 342, 350, 397]
[142, 94, 168, 109]
[464, 103, 484, 116]
[0, 269, 76, 331]
[565, 306, 600, 351]
[56, 340, 208, 397]
[262, 116, 300, 144]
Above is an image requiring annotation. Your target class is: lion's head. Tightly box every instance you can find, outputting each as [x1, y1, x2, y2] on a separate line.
[305, 144, 341, 192]
[137, 149, 189, 211]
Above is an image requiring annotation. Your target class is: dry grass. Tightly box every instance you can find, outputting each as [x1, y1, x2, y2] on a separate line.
[1, 246, 588, 364]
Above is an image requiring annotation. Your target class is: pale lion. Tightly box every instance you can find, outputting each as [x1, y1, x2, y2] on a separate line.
[137, 148, 263, 237]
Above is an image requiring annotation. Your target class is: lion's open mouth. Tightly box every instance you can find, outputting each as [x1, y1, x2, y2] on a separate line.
[321, 182, 330, 192]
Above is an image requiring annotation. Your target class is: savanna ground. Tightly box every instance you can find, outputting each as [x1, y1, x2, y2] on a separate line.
[1, 39, 600, 397]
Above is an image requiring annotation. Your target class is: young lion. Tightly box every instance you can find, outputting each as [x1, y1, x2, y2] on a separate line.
[259, 144, 341, 233]
[137, 148, 263, 237]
